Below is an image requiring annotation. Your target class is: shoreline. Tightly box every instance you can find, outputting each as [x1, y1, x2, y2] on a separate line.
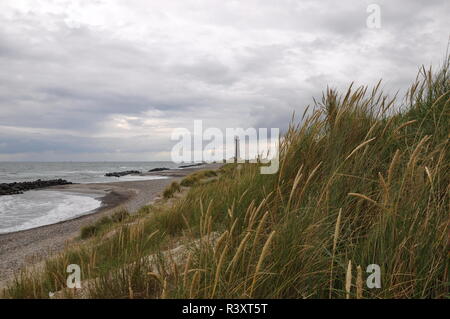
[0, 187, 132, 236]
[0, 164, 222, 289]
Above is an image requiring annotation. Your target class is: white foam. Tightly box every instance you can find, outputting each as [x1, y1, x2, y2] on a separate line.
[0, 190, 101, 234]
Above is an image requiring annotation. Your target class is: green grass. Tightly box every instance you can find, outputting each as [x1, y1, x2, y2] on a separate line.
[2, 57, 449, 299]
[163, 181, 181, 198]
[79, 208, 130, 240]
[180, 175, 200, 187]
[180, 170, 217, 187]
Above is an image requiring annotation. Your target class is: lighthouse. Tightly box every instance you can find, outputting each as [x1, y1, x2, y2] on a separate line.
[234, 136, 240, 163]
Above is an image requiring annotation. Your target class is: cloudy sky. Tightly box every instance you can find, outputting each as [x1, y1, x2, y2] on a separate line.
[0, 0, 448, 161]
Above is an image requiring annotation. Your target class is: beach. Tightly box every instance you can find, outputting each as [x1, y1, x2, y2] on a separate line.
[0, 164, 222, 289]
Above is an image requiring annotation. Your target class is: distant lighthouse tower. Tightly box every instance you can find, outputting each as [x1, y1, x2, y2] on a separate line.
[234, 136, 240, 163]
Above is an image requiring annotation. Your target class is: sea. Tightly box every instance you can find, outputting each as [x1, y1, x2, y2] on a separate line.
[0, 162, 178, 234]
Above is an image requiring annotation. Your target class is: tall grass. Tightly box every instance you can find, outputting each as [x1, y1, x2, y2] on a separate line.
[3, 57, 448, 299]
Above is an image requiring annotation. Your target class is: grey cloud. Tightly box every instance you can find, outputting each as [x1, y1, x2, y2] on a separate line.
[0, 0, 448, 160]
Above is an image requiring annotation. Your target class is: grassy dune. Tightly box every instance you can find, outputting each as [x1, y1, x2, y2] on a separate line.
[3, 57, 449, 299]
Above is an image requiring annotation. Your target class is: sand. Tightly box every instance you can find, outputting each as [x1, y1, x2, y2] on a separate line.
[0, 163, 222, 289]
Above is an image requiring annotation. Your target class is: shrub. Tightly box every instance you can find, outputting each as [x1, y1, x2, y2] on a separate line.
[80, 225, 98, 239]
[180, 175, 200, 187]
[97, 216, 112, 226]
[198, 170, 217, 178]
[179, 170, 218, 188]
[163, 182, 181, 198]
[111, 208, 130, 223]
[79, 210, 129, 239]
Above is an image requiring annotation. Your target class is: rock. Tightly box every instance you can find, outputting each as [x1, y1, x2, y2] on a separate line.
[104, 170, 141, 177]
[0, 179, 73, 196]
[178, 163, 204, 169]
[148, 167, 170, 172]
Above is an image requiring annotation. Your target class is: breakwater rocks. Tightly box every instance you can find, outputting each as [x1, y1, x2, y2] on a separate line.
[148, 167, 170, 172]
[105, 170, 141, 177]
[0, 179, 73, 196]
[178, 163, 204, 168]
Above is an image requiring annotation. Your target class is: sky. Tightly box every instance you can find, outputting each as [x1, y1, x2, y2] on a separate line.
[0, 0, 448, 161]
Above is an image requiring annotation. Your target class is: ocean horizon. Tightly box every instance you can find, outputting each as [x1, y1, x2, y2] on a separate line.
[0, 161, 179, 184]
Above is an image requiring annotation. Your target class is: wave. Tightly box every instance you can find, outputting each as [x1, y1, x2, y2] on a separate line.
[0, 190, 101, 234]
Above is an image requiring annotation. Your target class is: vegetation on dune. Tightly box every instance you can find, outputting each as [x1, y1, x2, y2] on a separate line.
[180, 170, 217, 187]
[163, 182, 181, 199]
[80, 208, 130, 239]
[2, 57, 449, 299]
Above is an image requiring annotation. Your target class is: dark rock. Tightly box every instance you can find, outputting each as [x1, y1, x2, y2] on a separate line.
[105, 170, 141, 177]
[0, 179, 73, 196]
[178, 163, 205, 168]
[148, 167, 170, 172]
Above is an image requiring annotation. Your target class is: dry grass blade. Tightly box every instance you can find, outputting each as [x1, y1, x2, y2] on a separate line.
[346, 260, 352, 299]
[249, 231, 276, 297]
[329, 208, 342, 298]
[345, 138, 376, 161]
[348, 192, 378, 205]
[356, 265, 363, 299]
